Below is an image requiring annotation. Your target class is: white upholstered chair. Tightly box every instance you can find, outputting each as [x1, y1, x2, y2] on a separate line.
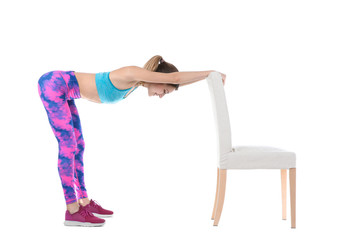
[206, 72, 296, 228]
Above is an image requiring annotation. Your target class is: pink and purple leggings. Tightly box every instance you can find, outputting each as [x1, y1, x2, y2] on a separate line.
[38, 70, 88, 205]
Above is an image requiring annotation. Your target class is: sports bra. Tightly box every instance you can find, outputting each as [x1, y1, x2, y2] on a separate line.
[95, 71, 138, 104]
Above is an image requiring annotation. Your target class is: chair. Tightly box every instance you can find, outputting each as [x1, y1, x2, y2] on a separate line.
[206, 72, 296, 228]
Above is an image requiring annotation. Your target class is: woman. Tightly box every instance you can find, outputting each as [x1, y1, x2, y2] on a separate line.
[37, 55, 226, 227]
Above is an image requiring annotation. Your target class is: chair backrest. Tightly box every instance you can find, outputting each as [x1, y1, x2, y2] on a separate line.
[206, 72, 233, 164]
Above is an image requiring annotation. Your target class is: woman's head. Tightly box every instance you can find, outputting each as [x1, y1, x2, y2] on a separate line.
[140, 55, 179, 98]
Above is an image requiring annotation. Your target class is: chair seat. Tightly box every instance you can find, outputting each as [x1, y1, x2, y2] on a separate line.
[219, 146, 296, 169]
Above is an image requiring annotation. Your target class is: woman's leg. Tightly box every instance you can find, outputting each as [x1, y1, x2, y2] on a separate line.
[38, 71, 80, 211]
[67, 99, 89, 205]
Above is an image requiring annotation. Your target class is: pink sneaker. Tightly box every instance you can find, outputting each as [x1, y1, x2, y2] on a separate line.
[84, 199, 114, 218]
[64, 205, 105, 227]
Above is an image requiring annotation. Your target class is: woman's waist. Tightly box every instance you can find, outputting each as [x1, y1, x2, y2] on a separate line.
[74, 72, 101, 103]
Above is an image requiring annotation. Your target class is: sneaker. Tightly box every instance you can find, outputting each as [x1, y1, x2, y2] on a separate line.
[64, 205, 105, 227]
[84, 199, 114, 218]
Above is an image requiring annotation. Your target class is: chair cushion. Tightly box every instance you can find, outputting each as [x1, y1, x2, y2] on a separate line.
[219, 146, 296, 169]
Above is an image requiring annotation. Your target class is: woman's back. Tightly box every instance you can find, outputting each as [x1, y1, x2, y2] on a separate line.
[75, 70, 138, 104]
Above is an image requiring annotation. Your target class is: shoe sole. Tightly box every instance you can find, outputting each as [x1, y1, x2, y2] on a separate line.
[64, 221, 105, 227]
[93, 213, 113, 218]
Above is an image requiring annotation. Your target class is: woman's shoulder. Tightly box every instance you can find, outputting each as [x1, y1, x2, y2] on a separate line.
[109, 67, 138, 90]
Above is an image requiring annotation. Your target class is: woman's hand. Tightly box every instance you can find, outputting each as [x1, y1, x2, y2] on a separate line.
[221, 72, 226, 86]
[214, 71, 226, 86]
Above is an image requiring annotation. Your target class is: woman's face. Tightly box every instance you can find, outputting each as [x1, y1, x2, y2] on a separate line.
[148, 83, 176, 98]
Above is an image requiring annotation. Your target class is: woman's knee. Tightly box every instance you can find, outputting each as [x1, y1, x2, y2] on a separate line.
[77, 138, 85, 153]
[59, 139, 78, 156]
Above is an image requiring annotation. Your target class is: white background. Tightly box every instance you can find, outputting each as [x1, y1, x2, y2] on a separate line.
[1, 0, 347, 239]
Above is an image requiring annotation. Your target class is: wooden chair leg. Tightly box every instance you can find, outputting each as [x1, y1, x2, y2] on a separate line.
[212, 167, 220, 220]
[281, 169, 287, 220]
[213, 169, 227, 226]
[289, 168, 296, 229]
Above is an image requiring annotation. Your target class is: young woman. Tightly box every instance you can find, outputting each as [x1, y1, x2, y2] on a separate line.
[37, 55, 226, 227]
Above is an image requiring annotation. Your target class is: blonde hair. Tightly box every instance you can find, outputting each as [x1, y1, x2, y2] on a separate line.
[138, 55, 179, 90]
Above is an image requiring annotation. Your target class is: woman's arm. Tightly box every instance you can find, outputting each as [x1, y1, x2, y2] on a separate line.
[126, 66, 179, 84]
[178, 78, 206, 87]
[126, 66, 213, 85]
[176, 70, 213, 85]
[179, 70, 226, 87]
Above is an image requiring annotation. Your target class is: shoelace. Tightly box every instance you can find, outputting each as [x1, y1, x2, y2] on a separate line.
[90, 200, 102, 209]
[79, 207, 94, 217]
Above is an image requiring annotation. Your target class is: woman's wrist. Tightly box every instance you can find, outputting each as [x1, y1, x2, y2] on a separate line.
[207, 70, 214, 77]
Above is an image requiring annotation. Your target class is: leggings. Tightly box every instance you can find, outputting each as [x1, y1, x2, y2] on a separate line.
[37, 70, 88, 205]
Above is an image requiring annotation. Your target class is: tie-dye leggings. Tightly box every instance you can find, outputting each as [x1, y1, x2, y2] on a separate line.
[37, 70, 88, 205]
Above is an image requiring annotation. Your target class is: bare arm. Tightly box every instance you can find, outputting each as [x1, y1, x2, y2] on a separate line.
[126, 66, 213, 85]
[176, 70, 213, 85]
[126, 66, 179, 84]
[179, 71, 226, 87]
[178, 78, 206, 87]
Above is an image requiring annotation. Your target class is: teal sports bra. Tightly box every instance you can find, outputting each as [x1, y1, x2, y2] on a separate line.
[95, 72, 138, 104]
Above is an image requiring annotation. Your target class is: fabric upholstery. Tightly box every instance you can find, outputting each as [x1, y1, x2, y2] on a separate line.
[220, 145, 296, 169]
[206, 72, 296, 170]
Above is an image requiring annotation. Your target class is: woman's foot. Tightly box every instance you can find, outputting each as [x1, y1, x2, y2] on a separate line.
[64, 205, 105, 227]
[83, 199, 114, 218]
